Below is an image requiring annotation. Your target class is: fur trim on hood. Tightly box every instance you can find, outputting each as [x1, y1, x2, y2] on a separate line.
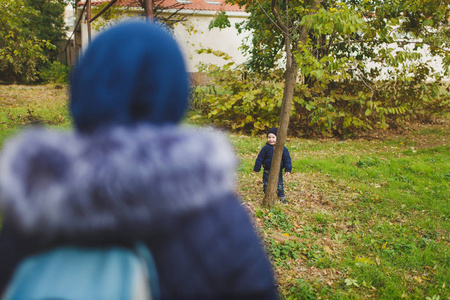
[0, 126, 236, 242]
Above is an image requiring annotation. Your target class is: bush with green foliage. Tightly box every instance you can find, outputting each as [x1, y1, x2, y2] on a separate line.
[0, 0, 65, 84]
[193, 55, 284, 134]
[191, 58, 450, 137]
[0, 0, 53, 83]
[203, 0, 450, 139]
[39, 61, 70, 84]
[23, 0, 67, 62]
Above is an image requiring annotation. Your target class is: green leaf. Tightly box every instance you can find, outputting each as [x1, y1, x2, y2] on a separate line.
[209, 11, 231, 30]
[423, 19, 433, 27]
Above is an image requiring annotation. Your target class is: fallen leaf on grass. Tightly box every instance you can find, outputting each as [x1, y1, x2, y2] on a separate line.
[323, 246, 333, 255]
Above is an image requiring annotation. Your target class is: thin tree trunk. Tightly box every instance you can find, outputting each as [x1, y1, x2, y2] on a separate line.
[262, 0, 321, 207]
[262, 37, 297, 207]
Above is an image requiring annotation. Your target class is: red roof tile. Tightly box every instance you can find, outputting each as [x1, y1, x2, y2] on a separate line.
[80, 0, 245, 12]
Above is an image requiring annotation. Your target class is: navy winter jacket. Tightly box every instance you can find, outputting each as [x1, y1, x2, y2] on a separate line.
[0, 22, 278, 300]
[0, 126, 278, 300]
[254, 142, 292, 173]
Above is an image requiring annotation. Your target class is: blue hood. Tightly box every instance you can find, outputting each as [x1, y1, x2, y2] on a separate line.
[70, 21, 189, 133]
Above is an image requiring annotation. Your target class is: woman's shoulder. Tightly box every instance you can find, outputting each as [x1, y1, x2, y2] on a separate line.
[0, 126, 239, 245]
[149, 193, 277, 297]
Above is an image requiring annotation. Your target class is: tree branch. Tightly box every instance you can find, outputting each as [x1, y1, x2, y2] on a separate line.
[255, 0, 293, 40]
[271, 0, 289, 36]
[298, 0, 322, 44]
[327, 39, 450, 54]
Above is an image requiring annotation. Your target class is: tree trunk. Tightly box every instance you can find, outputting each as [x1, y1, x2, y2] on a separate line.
[262, 36, 297, 207]
[262, 0, 321, 207]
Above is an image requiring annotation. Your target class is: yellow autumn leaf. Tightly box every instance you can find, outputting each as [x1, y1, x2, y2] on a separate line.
[323, 246, 333, 255]
[355, 257, 374, 264]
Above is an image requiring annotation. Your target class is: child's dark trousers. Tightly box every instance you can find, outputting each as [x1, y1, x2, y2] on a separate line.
[262, 170, 285, 197]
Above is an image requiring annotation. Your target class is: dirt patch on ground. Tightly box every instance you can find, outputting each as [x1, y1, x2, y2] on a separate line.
[0, 84, 68, 107]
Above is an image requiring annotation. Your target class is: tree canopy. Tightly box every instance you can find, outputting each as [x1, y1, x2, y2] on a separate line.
[23, 0, 67, 61]
[229, 0, 450, 81]
[200, 0, 450, 138]
[0, 0, 52, 83]
[0, 0, 68, 83]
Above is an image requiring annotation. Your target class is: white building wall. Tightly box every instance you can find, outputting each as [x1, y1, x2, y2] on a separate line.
[171, 11, 250, 72]
[75, 7, 249, 73]
[64, 4, 75, 36]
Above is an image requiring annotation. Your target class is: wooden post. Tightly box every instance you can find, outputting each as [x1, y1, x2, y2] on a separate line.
[145, 0, 153, 19]
[87, 0, 92, 42]
[74, 26, 78, 60]
[68, 39, 72, 66]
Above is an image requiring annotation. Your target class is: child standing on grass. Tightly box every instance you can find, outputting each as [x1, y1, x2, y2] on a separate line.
[254, 127, 292, 204]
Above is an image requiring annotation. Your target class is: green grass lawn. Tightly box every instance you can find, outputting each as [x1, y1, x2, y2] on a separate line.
[0, 84, 71, 144]
[232, 125, 449, 299]
[1, 85, 449, 299]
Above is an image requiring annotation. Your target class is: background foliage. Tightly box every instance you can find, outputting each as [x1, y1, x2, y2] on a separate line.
[1, 82, 449, 300]
[227, 0, 450, 77]
[23, 0, 67, 62]
[0, 0, 51, 83]
[198, 0, 450, 137]
[0, 0, 68, 84]
[192, 57, 450, 137]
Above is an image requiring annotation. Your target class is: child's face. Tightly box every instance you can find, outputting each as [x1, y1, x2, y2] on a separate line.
[267, 133, 277, 145]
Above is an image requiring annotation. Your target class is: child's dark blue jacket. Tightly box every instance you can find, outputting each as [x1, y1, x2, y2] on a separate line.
[254, 142, 292, 173]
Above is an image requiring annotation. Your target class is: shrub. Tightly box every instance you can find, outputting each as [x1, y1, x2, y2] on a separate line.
[192, 61, 285, 134]
[191, 60, 450, 137]
[39, 61, 70, 84]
